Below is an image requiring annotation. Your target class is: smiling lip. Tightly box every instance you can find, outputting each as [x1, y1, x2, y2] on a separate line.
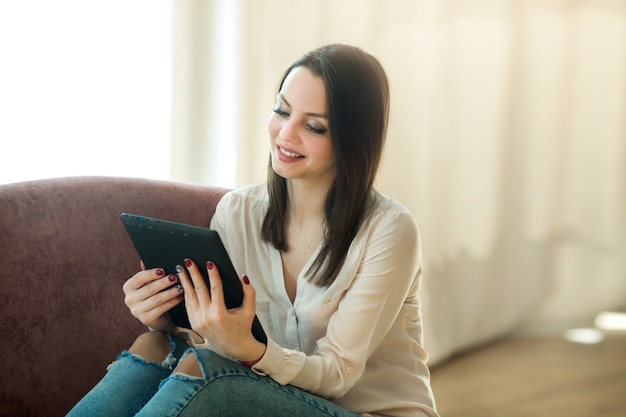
[277, 145, 304, 161]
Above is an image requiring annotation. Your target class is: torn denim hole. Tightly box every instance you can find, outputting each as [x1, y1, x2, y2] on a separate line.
[161, 331, 182, 370]
[168, 348, 206, 382]
[105, 333, 185, 372]
[107, 350, 178, 372]
[161, 351, 177, 370]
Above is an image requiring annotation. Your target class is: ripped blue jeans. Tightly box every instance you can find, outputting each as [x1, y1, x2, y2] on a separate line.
[66, 334, 360, 417]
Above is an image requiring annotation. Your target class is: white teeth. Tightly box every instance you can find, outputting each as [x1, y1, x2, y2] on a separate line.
[279, 147, 302, 158]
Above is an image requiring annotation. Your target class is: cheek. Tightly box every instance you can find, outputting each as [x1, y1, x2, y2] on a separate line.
[318, 139, 335, 161]
[267, 115, 281, 139]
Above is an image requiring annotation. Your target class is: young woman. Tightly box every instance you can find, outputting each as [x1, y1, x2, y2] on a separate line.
[68, 44, 439, 417]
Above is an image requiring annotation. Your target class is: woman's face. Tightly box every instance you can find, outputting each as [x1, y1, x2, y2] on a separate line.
[267, 66, 336, 188]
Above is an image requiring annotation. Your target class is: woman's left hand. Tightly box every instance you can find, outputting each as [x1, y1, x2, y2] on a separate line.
[176, 258, 266, 363]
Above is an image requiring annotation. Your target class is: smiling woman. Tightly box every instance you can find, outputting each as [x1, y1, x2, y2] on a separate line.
[0, 1, 171, 185]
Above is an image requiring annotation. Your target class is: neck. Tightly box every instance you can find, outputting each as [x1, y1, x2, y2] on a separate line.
[285, 179, 329, 226]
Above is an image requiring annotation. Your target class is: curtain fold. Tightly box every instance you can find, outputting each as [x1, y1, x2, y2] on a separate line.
[171, 0, 626, 363]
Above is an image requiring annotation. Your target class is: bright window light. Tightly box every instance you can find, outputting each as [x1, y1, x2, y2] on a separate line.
[594, 311, 626, 331]
[563, 328, 605, 345]
[0, 1, 171, 185]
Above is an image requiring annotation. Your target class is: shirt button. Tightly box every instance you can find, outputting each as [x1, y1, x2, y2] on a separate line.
[347, 366, 354, 374]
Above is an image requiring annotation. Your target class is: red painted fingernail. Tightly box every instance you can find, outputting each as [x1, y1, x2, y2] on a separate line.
[156, 268, 165, 276]
[243, 275, 250, 285]
[185, 258, 192, 267]
[168, 274, 177, 282]
[207, 261, 214, 270]
[177, 294, 184, 300]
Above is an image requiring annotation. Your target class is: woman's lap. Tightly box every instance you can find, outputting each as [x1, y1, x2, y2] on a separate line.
[67, 334, 359, 417]
[140, 345, 359, 417]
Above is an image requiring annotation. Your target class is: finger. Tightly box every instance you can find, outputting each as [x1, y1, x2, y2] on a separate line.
[206, 261, 225, 308]
[123, 268, 165, 293]
[140, 260, 146, 270]
[240, 275, 256, 313]
[176, 263, 198, 307]
[124, 272, 179, 306]
[126, 279, 183, 324]
[137, 285, 183, 316]
[183, 258, 212, 305]
[184, 259, 207, 292]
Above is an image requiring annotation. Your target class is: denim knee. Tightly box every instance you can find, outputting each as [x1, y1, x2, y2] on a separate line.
[141, 349, 359, 417]
[66, 333, 190, 417]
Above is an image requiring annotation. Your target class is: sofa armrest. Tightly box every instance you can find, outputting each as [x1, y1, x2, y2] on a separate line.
[0, 176, 229, 417]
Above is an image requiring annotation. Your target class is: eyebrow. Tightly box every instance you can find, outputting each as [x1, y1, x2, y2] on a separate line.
[279, 94, 327, 119]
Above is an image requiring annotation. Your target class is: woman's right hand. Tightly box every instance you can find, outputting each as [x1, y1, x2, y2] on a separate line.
[123, 264, 184, 332]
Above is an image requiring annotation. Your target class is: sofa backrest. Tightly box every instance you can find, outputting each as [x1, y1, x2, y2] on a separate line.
[0, 176, 229, 417]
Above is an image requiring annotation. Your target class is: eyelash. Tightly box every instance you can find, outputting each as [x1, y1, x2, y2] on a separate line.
[306, 125, 327, 135]
[272, 108, 327, 135]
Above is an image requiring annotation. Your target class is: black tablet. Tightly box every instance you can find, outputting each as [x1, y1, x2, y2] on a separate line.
[120, 213, 267, 344]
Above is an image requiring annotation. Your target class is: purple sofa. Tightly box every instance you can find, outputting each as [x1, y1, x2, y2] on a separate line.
[0, 176, 228, 416]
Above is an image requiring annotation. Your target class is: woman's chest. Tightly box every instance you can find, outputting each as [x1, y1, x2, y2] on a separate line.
[280, 247, 313, 302]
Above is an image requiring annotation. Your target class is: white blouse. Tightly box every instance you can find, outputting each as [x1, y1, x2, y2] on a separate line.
[210, 184, 438, 417]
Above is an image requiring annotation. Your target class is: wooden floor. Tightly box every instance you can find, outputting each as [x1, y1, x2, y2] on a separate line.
[429, 332, 626, 417]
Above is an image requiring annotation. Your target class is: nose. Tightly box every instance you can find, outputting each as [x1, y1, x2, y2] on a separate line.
[279, 119, 299, 143]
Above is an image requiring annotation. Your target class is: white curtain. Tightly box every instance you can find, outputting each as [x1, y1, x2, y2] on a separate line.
[171, 0, 626, 364]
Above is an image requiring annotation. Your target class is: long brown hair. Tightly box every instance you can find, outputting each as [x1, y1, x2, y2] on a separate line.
[262, 44, 390, 287]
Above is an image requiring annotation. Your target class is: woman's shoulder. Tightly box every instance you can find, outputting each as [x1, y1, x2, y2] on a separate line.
[219, 183, 268, 210]
[360, 190, 422, 263]
[213, 184, 268, 231]
[365, 189, 421, 247]
[370, 190, 418, 227]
